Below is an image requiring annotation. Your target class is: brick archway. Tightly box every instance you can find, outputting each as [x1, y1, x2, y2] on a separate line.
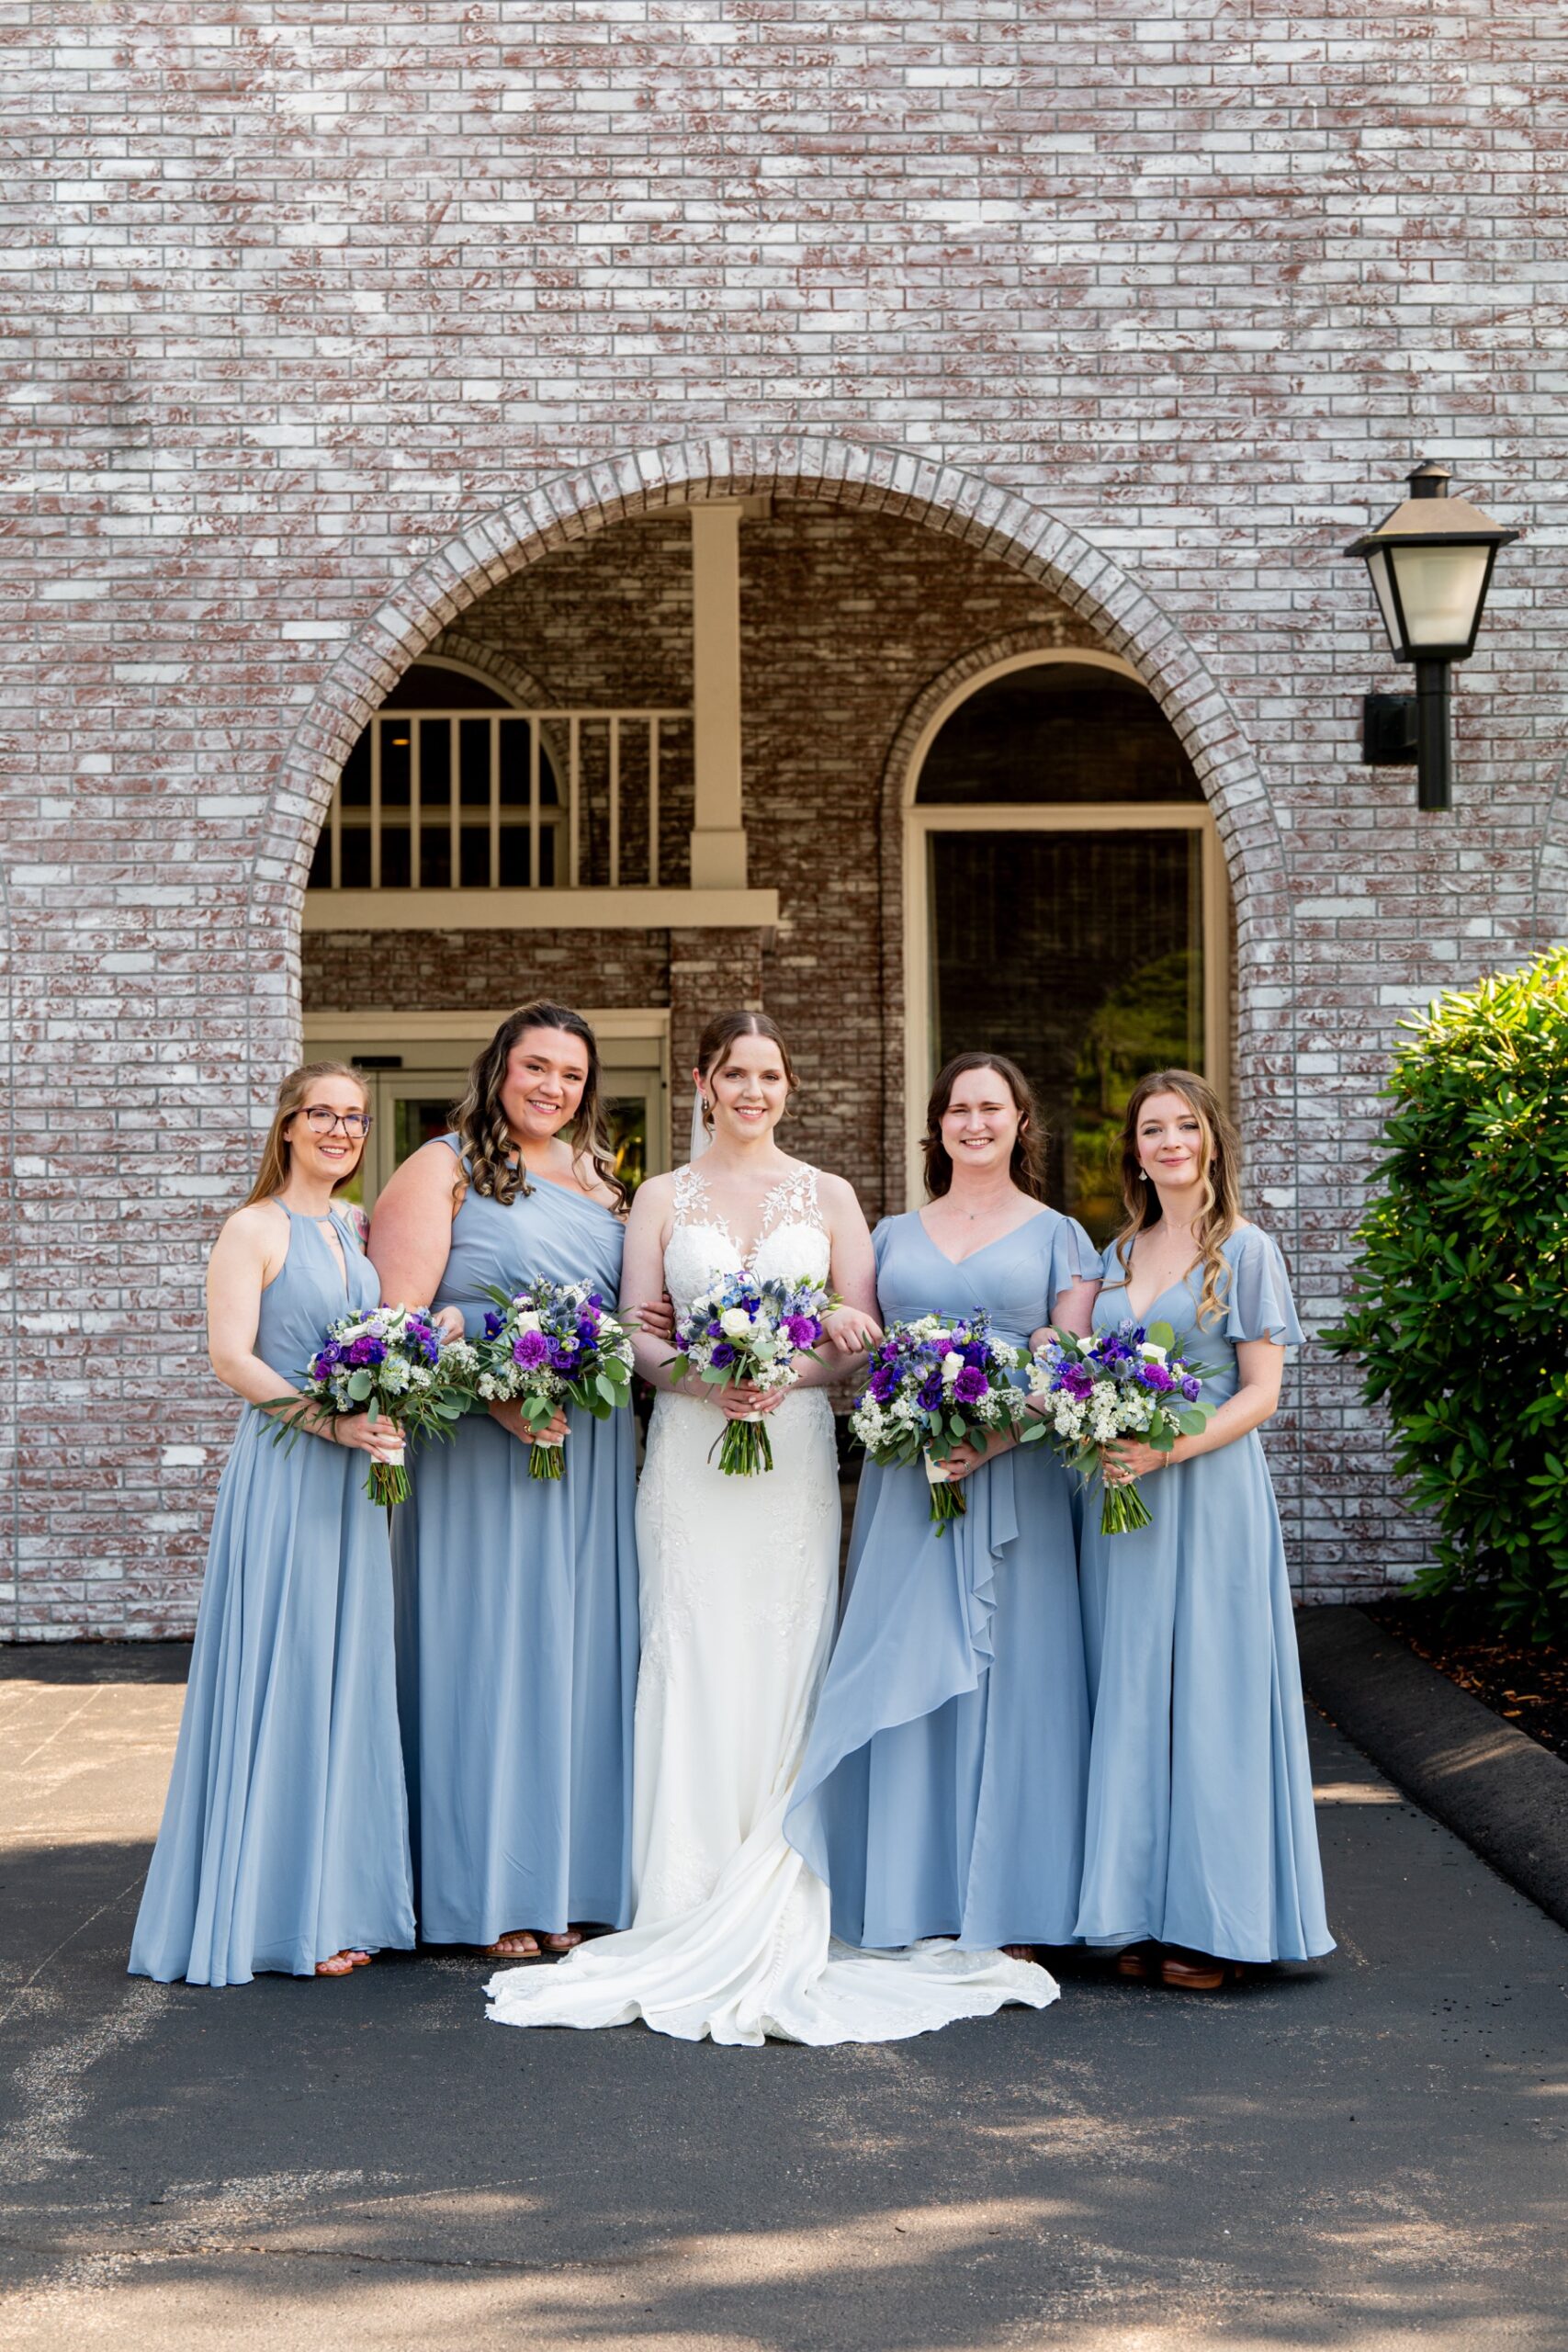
[251, 435, 1292, 1155]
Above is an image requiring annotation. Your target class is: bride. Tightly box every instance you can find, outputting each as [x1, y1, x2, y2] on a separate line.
[485, 1010, 1057, 2045]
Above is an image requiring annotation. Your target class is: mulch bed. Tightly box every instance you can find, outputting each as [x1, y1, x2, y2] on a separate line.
[1369, 1597, 1568, 1768]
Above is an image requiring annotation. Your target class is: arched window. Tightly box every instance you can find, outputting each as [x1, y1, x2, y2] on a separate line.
[308, 660, 564, 891]
[905, 653, 1229, 1239]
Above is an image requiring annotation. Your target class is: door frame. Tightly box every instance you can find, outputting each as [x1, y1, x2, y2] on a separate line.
[900, 650, 1229, 1204]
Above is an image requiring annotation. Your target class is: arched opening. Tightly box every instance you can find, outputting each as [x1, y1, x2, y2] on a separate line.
[904, 651, 1231, 1238]
[265, 446, 1280, 1254]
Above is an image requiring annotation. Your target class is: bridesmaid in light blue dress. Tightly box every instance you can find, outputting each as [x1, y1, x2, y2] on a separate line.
[1075, 1069, 1332, 1989]
[369, 1004, 640, 1959]
[787, 1052, 1099, 1957]
[130, 1064, 414, 1985]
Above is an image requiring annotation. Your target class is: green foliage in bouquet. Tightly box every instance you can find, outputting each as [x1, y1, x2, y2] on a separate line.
[1325, 949, 1568, 1637]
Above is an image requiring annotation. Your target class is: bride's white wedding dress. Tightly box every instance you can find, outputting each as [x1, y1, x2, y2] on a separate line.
[484, 1159, 1058, 2045]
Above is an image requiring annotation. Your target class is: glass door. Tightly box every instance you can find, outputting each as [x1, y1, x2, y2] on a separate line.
[927, 824, 1212, 1242]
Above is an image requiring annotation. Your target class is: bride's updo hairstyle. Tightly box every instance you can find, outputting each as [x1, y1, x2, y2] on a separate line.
[1109, 1068, 1241, 1329]
[921, 1051, 1047, 1204]
[694, 1009, 799, 1136]
[452, 1001, 626, 1210]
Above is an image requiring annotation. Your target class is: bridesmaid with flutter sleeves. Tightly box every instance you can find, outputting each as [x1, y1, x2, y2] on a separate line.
[1075, 1069, 1333, 1990]
[130, 1064, 414, 1986]
[786, 1051, 1100, 1964]
[369, 1002, 642, 1962]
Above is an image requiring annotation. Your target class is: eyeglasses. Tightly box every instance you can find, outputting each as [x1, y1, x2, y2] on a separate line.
[299, 1107, 373, 1137]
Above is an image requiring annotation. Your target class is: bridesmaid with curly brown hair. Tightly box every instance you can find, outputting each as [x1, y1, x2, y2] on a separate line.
[369, 1003, 641, 1962]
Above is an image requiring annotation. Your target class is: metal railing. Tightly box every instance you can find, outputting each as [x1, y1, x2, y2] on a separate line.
[311, 707, 692, 891]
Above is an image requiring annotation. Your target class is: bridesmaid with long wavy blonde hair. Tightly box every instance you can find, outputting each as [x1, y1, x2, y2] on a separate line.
[1075, 1069, 1332, 1990]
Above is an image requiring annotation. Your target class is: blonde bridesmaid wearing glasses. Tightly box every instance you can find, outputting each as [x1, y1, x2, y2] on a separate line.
[130, 1066, 414, 1985]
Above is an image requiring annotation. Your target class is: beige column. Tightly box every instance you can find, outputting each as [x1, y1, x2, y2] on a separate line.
[688, 503, 748, 888]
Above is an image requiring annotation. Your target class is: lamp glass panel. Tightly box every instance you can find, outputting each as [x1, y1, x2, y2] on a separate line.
[1386, 543, 1491, 650]
[1365, 548, 1404, 654]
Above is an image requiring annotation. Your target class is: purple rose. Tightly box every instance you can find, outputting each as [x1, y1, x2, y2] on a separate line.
[706, 1320, 724, 1339]
[963, 1342, 987, 1369]
[711, 1341, 736, 1368]
[953, 1365, 987, 1404]
[512, 1329, 548, 1370]
[576, 1315, 599, 1346]
[1180, 1374, 1201, 1402]
[917, 1373, 943, 1411]
[870, 1363, 899, 1403]
[548, 1336, 579, 1369]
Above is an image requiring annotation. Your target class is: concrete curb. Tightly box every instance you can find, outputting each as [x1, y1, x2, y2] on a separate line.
[1296, 1605, 1568, 1935]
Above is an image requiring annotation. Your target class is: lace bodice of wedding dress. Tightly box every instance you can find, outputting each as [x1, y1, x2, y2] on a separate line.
[484, 1158, 1058, 2045]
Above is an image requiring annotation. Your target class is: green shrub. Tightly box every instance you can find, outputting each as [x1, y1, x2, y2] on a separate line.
[1325, 948, 1568, 1638]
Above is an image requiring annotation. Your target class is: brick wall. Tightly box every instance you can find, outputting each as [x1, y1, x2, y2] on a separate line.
[5, 2, 1557, 1633]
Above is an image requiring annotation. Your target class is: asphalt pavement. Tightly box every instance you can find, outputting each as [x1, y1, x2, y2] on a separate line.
[2, 1642, 1565, 2351]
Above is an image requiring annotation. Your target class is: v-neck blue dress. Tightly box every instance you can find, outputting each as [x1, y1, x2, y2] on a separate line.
[389, 1140, 638, 1947]
[1075, 1225, 1333, 1964]
[786, 1205, 1094, 1950]
[130, 1204, 415, 1985]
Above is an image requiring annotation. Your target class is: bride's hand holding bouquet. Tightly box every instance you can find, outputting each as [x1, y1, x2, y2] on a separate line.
[667, 1269, 836, 1475]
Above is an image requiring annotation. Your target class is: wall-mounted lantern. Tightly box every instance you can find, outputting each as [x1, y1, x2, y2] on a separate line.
[1348, 461, 1519, 811]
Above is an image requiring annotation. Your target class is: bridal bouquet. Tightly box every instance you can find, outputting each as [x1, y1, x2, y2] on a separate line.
[473, 1279, 637, 1480]
[850, 1313, 1029, 1531]
[1027, 1317, 1215, 1534]
[668, 1270, 834, 1476]
[265, 1305, 475, 1508]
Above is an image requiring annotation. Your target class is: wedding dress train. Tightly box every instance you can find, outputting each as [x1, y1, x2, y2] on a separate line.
[484, 1161, 1057, 2045]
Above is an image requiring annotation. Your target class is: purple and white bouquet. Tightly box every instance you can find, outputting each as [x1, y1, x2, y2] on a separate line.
[667, 1269, 834, 1476]
[1027, 1316, 1215, 1534]
[850, 1312, 1029, 1530]
[265, 1305, 474, 1508]
[473, 1279, 637, 1480]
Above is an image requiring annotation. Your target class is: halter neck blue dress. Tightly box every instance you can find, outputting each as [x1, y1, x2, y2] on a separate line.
[130, 1204, 414, 1984]
[786, 1205, 1094, 1950]
[389, 1140, 638, 1947]
[1075, 1225, 1333, 1964]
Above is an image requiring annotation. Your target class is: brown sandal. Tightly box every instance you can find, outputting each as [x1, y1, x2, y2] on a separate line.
[480, 1930, 541, 1960]
[314, 1951, 355, 1978]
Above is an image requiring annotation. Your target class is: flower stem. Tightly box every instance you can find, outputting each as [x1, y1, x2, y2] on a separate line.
[529, 1442, 566, 1481]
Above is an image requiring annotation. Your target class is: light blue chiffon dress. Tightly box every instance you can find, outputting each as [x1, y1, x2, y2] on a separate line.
[130, 1204, 414, 1985]
[786, 1206, 1094, 1950]
[1075, 1224, 1334, 1964]
[389, 1140, 638, 1947]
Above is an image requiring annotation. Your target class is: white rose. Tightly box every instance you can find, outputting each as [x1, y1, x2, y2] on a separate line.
[720, 1307, 753, 1340]
[513, 1310, 543, 1334]
[1138, 1342, 1168, 1364]
[941, 1351, 964, 1382]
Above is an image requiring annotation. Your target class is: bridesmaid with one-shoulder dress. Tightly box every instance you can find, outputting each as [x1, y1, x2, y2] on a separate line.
[368, 1004, 640, 1958]
[788, 1051, 1100, 1957]
[130, 1064, 414, 1986]
[1076, 1069, 1332, 1989]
